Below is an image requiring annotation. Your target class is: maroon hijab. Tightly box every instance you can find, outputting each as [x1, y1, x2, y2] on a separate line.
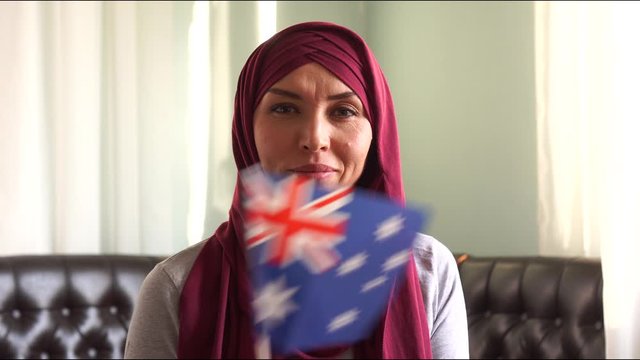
[178, 22, 432, 359]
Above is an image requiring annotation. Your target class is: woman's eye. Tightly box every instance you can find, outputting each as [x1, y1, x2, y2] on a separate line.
[271, 104, 298, 114]
[333, 107, 357, 118]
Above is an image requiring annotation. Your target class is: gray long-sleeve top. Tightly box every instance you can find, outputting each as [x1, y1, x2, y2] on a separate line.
[124, 234, 469, 359]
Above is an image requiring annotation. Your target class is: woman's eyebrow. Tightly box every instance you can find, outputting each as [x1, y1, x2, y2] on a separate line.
[327, 91, 357, 100]
[267, 88, 301, 99]
[267, 88, 357, 102]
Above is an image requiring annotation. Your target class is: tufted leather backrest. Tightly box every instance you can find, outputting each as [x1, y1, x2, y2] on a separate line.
[1, 254, 605, 359]
[458, 256, 604, 359]
[0, 255, 163, 359]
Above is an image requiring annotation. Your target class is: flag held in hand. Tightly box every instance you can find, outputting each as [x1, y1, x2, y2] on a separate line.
[240, 165, 428, 355]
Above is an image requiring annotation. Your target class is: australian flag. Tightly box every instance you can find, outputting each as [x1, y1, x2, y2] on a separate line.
[240, 165, 428, 355]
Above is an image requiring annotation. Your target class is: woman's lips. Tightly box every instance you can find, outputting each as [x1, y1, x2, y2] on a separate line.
[289, 164, 337, 179]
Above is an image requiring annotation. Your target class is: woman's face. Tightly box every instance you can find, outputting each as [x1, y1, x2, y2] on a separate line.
[253, 62, 373, 187]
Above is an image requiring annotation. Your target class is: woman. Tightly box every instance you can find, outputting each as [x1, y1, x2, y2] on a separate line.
[125, 21, 468, 359]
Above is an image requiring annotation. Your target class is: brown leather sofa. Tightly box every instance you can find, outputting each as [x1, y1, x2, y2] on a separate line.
[1, 254, 604, 359]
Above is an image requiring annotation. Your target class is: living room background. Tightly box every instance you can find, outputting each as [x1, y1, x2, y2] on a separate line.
[0, 1, 537, 257]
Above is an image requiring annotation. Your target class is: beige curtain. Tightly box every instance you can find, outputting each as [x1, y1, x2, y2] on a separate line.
[0, 1, 261, 255]
[535, 1, 640, 357]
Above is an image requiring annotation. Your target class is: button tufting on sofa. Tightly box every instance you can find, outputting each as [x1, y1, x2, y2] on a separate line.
[0, 255, 164, 359]
[457, 256, 604, 359]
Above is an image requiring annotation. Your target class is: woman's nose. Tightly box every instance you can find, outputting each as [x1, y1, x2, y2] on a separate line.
[299, 114, 330, 152]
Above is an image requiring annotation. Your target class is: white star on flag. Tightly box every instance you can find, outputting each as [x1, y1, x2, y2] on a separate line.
[252, 276, 299, 326]
[374, 214, 405, 241]
[361, 275, 388, 293]
[327, 308, 360, 333]
[382, 249, 410, 272]
[336, 252, 368, 276]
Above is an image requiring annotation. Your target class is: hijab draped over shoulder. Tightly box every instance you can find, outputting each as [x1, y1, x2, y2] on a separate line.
[178, 21, 432, 359]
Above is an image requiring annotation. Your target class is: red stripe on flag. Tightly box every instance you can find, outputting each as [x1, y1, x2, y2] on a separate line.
[306, 187, 353, 211]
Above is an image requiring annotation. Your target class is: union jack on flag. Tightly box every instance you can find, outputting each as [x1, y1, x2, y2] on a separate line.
[240, 165, 428, 355]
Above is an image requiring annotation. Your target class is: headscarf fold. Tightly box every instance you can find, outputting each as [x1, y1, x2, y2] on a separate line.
[178, 21, 432, 359]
